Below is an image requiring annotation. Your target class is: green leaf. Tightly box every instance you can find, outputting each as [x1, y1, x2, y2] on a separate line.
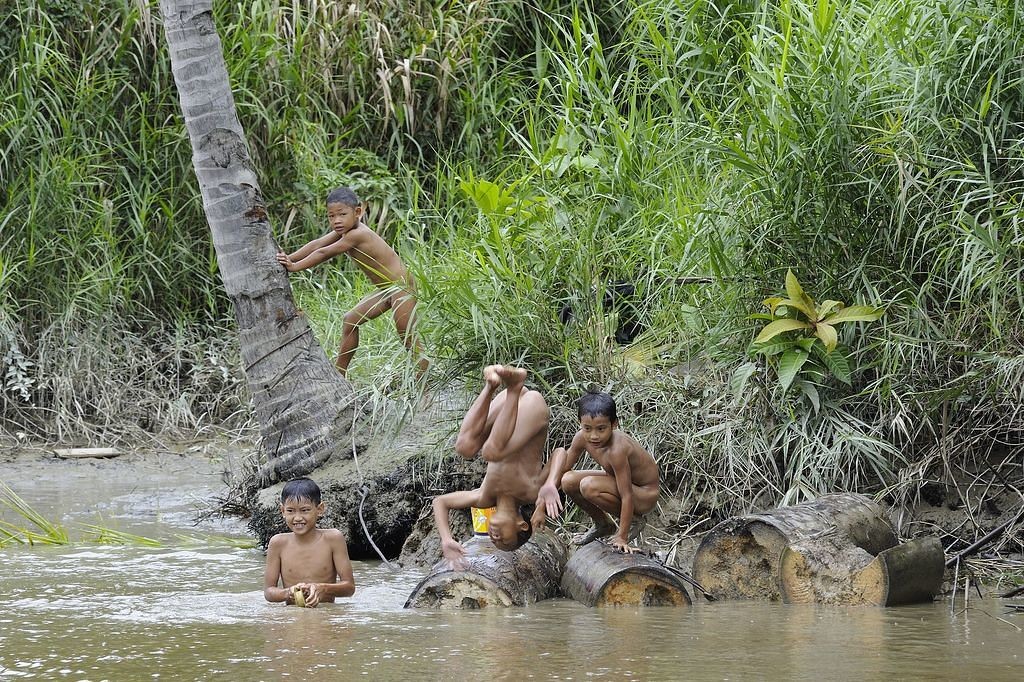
[823, 305, 884, 325]
[815, 322, 838, 351]
[777, 348, 809, 393]
[819, 346, 851, 385]
[979, 73, 995, 119]
[814, 0, 835, 34]
[748, 339, 793, 357]
[784, 269, 804, 301]
[795, 337, 817, 351]
[795, 379, 820, 413]
[783, 271, 817, 318]
[762, 296, 785, 313]
[816, 299, 843, 320]
[777, 297, 816, 320]
[754, 318, 810, 344]
[730, 361, 758, 397]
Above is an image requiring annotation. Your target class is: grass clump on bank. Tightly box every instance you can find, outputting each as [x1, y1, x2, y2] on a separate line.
[2, 0, 1023, 535]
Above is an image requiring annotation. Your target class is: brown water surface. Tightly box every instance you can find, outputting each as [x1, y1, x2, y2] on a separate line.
[1, 450, 1021, 680]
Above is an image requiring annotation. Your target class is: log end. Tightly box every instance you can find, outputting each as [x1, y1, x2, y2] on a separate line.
[860, 536, 945, 606]
[596, 571, 692, 607]
[778, 547, 816, 604]
[405, 570, 514, 609]
[779, 539, 875, 605]
[781, 536, 943, 606]
[692, 520, 787, 600]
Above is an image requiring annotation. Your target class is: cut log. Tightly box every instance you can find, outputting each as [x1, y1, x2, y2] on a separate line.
[781, 536, 944, 606]
[692, 493, 897, 600]
[561, 542, 691, 607]
[858, 536, 945, 606]
[405, 529, 568, 609]
[54, 448, 122, 459]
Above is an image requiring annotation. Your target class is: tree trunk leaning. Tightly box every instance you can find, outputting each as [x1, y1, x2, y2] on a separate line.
[692, 493, 898, 600]
[161, 0, 357, 487]
[561, 541, 691, 607]
[405, 530, 569, 609]
[780, 535, 945, 606]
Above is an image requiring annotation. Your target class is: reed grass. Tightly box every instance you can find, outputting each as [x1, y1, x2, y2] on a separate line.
[3, 0, 1023, 518]
[0, 480, 69, 545]
[0, 480, 255, 548]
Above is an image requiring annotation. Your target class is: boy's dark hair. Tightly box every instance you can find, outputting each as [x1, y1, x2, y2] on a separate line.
[515, 505, 533, 549]
[578, 390, 617, 423]
[281, 477, 322, 504]
[326, 186, 360, 207]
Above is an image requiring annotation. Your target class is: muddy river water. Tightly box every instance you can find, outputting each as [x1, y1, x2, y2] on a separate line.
[1, 450, 1021, 680]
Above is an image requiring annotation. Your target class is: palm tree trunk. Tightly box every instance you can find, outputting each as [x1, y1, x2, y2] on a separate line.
[160, 0, 354, 486]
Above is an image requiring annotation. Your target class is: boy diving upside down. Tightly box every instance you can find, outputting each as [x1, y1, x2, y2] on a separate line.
[536, 390, 660, 554]
[432, 365, 551, 568]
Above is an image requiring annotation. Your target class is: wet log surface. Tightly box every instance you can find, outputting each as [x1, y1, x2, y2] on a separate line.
[405, 529, 568, 609]
[692, 493, 898, 601]
[780, 535, 945, 606]
[561, 542, 691, 607]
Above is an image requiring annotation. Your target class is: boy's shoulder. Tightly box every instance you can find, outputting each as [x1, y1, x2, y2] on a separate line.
[268, 531, 294, 546]
[317, 527, 348, 544]
[608, 429, 645, 455]
[347, 222, 380, 240]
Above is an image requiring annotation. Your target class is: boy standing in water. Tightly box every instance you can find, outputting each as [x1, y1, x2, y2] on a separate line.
[264, 478, 355, 606]
[432, 365, 551, 568]
[276, 186, 428, 377]
[536, 391, 659, 554]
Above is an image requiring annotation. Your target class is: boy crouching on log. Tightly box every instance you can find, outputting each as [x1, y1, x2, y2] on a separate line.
[536, 390, 659, 554]
[432, 365, 551, 568]
[264, 478, 356, 606]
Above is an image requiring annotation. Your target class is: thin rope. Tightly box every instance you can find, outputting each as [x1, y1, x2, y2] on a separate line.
[351, 397, 398, 570]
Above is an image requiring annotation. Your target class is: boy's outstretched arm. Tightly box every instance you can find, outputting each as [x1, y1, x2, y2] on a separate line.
[432, 489, 481, 568]
[533, 434, 584, 526]
[276, 231, 345, 272]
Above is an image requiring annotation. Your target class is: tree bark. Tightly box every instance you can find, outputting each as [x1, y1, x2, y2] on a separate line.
[405, 530, 568, 609]
[161, 0, 356, 486]
[560, 542, 692, 607]
[780, 535, 945, 606]
[692, 493, 898, 600]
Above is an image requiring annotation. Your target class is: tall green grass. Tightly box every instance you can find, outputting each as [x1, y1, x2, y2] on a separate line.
[2, 0, 1022, 516]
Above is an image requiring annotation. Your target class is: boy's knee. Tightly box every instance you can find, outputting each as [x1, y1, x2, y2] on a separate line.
[342, 311, 364, 328]
[560, 470, 581, 492]
[453, 435, 479, 459]
[578, 476, 610, 501]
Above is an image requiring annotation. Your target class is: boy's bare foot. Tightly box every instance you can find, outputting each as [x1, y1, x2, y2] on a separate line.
[483, 365, 502, 389]
[496, 365, 527, 389]
[573, 522, 615, 546]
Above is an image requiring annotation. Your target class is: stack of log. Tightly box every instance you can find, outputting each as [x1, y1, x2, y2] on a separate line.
[406, 493, 945, 609]
[692, 493, 944, 606]
[406, 529, 691, 609]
